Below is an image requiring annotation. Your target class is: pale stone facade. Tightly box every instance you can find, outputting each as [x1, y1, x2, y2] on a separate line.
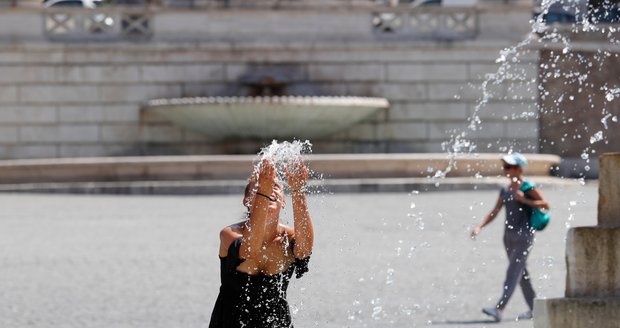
[0, 5, 540, 159]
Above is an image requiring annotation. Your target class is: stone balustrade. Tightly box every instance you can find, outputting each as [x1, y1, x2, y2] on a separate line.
[34, 5, 480, 42]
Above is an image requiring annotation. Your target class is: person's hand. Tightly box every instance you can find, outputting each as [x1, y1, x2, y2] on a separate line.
[285, 158, 308, 193]
[470, 225, 481, 239]
[257, 159, 276, 194]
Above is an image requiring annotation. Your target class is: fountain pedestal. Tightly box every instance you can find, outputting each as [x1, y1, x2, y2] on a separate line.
[534, 153, 620, 328]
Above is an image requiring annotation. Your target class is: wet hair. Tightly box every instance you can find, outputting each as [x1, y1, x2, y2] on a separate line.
[243, 172, 259, 210]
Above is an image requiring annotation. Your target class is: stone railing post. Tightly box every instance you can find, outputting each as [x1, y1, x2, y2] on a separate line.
[534, 153, 620, 328]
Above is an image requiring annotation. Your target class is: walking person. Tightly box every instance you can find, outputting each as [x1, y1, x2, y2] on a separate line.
[470, 153, 549, 322]
[209, 158, 314, 328]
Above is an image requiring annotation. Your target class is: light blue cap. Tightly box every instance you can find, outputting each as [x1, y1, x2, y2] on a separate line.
[501, 152, 527, 168]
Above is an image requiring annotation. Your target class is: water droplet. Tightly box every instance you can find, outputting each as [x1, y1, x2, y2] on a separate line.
[385, 268, 395, 285]
[605, 88, 620, 101]
[371, 306, 383, 320]
[410, 202, 416, 209]
[569, 201, 577, 206]
[589, 131, 603, 144]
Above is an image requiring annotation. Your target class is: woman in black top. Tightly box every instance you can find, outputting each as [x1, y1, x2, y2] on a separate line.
[209, 158, 314, 328]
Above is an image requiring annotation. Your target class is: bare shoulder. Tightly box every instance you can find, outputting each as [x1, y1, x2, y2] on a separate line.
[219, 221, 245, 256]
[220, 221, 245, 241]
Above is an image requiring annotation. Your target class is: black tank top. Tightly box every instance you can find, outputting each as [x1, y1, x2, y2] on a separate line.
[209, 237, 310, 328]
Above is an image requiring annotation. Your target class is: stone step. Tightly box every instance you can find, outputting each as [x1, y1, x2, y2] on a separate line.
[0, 153, 561, 184]
[566, 226, 620, 298]
[535, 297, 620, 328]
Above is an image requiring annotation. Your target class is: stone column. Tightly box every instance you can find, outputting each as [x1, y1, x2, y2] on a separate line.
[534, 153, 620, 328]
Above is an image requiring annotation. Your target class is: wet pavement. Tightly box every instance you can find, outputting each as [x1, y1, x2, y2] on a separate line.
[0, 182, 598, 328]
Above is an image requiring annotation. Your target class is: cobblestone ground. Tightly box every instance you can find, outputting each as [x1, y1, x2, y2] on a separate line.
[0, 183, 598, 328]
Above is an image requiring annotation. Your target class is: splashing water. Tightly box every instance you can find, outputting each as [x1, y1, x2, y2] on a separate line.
[439, 0, 620, 179]
[255, 139, 313, 186]
[605, 87, 620, 101]
[589, 131, 604, 144]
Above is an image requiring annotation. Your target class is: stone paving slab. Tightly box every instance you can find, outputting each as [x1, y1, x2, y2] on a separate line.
[0, 183, 598, 327]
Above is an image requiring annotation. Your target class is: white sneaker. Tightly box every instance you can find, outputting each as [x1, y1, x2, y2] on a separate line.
[516, 310, 533, 321]
[482, 307, 503, 322]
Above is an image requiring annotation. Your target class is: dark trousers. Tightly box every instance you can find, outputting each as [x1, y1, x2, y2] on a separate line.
[497, 238, 536, 310]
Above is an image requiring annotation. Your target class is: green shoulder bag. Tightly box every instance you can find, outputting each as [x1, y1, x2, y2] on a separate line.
[520, 180, 550, 231]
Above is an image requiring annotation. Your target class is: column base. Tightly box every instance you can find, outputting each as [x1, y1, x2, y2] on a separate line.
[534, 297, 620, 328]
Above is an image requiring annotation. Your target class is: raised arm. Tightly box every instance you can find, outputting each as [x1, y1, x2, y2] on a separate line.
[239, 160, 276, 259]
[470, 194, 504, 239]
[286, 160, 314, 259]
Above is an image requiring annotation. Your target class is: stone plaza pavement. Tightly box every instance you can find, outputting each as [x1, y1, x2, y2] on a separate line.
[0, 182, 597, 328]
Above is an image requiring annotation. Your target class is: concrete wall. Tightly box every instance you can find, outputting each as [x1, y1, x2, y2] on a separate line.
[0, 7, 540, 159]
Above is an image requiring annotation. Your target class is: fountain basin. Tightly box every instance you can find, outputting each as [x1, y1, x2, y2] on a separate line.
[144, 96, 389, 140]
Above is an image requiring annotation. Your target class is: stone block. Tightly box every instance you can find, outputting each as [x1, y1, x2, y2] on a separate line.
[0, 86, 18, 104]
[182, 130, 211, 142]
[0, 106, 57, 123]
[427, 121, 463, 140]
[599, 153, 620, 226]
[0, 13, 43, 41]
[100, 124, 182, 143]
[389, 102, 469, 121]
[19, 125, 100, 143]
[59, 106, 140, 123]
[0, 145, 58, 159]
[140, 126, 184, 142]
[224, 64, 307, 83]
[468, 63, 538, 82]
[100, 125, 141, 143]
[468, 63, 502, 81]
[99, 85, 182, 103]
[0, 126, 19, 143]
[474, 102, 537, 120]
[59, 145, 115, 158]
[141, 64, 225, 83]
[387, 64, 468, 82]
[308, 64, 384, 82]
[386, 141, 442, 153]
[427, 82, 493, 102]
[385, 122, 428, 140]
[342, 123, 380, 141]
[0, 66, 56, 83]
[372, 83, 427, 101]
[55, 65, 141, 83]
[310, 83, 351, 97]
[504, 81, 537, 101]
[58, 143, 130, 157]
[503, 121, 539, 139]
[180, 83, 227, 97]
[565, 226, 620, 298]
[20, 86, 99, 104]
[534, 297, 620, 328]
[343, 83, 377, 97]
[376, 46, 506, 63]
